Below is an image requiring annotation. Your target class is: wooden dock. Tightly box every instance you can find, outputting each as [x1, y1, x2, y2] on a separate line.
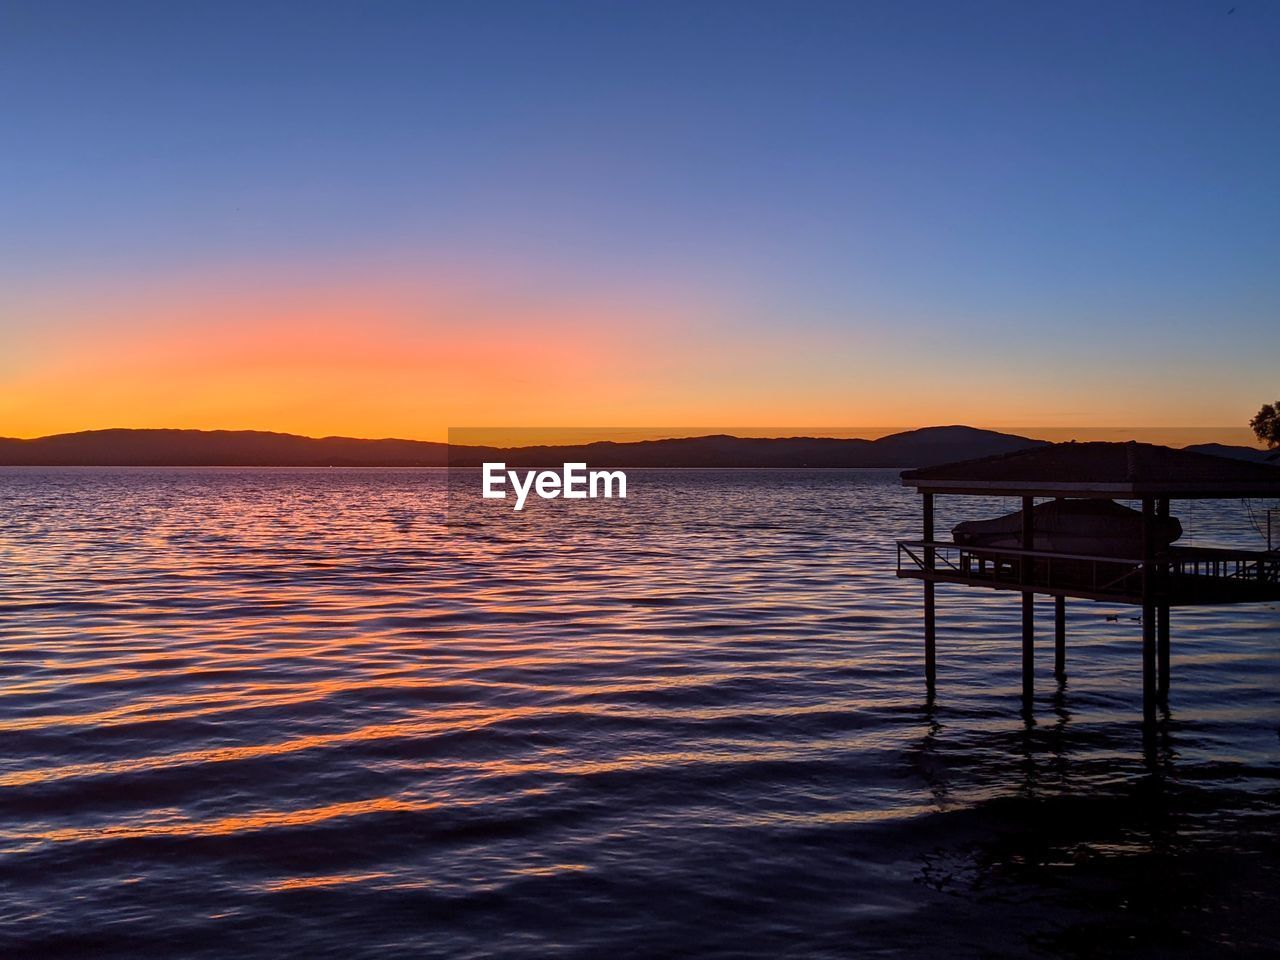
[896, 441, 1280, 726]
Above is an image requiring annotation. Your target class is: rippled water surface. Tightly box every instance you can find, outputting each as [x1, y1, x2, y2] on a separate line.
[1, 468, 1278, 958]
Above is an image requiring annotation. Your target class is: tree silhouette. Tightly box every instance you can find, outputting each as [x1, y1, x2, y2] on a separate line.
[1251, 401, 1280, 449]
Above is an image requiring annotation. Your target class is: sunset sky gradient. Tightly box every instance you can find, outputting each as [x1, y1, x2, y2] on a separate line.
[3, 1, 1277, 443]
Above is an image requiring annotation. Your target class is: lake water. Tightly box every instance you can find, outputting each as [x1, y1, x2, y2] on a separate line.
[1, 468, 1277, 958]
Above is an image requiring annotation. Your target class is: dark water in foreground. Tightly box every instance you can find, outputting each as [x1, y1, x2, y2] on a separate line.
[1, 468, 1278, 958]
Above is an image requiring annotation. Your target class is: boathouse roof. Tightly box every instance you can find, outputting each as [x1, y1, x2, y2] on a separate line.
[901, 441, 1280, 498]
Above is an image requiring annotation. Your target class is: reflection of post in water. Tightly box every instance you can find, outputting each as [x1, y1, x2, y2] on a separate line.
[912, 697, 948, 810]
[1054, 595, 1066, 681]
[1143, 683, 1177, 775]
[895, 442, 1280, 740]
[1047, 665, 1071, 779]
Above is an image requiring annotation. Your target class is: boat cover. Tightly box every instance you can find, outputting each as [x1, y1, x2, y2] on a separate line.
[952, 498, 1182, 557]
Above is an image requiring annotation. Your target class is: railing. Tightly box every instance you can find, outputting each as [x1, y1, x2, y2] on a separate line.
[897, 540, 1144, 597]
[897, 540, 1280, 603]
[1166, 546, 1280, 585]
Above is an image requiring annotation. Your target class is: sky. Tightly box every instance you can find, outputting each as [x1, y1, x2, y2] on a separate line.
[1, 0, 1277, 443]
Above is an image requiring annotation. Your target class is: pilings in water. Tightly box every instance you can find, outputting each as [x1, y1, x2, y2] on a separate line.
[1141, 498, 1157, 726]
[924, 494, 1066, 707]
[1157, 498, 1171, 704]
[1021, 496, 1035, 705]
[914, 492, 1171, 722]
[923, 493, 936, 695]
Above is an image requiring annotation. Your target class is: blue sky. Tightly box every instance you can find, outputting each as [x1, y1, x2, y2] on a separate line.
[2, 1, 1277, 438]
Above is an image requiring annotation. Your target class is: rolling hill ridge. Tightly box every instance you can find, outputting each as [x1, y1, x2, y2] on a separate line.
[0, 426, 1048, 468]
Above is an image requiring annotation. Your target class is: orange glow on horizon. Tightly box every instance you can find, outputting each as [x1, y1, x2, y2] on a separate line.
[0, 275, 1265, 448]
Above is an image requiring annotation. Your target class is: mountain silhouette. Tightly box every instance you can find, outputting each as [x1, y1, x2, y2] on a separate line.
[1183, 442, 1278, 464]
[0, 425, 1048, 467]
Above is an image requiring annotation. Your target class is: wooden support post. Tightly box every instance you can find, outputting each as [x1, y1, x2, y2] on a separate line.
[1054, 595, 1066, 681]
[1157, 498, 1171, 703]
[923, 493, 936, 693]
[1141, 498, 1157, 726]
[1021, 496, 1034, 705]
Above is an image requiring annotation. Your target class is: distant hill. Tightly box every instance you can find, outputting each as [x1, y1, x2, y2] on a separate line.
[0, 429, 453, 467]
[476, 426, 1047, 468]
[0, 425, 1048, 468]
[1184, 443, 1278, 464]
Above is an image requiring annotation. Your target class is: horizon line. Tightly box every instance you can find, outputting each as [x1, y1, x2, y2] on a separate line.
[0, 424, 1267, 450]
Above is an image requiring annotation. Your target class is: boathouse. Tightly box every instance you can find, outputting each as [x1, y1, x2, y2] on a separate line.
[896, 442, 1280, 724]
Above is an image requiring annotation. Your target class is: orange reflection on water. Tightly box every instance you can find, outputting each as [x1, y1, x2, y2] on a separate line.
[20, 795, 432, 847]
[262, 872, 393, 893]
